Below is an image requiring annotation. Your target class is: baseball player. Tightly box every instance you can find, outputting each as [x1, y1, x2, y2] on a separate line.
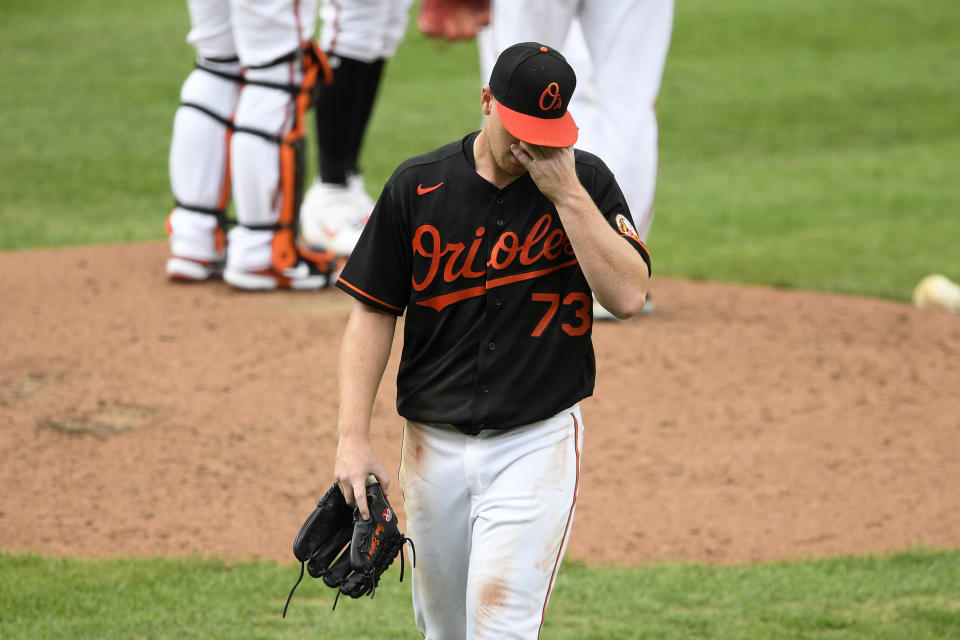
[333, 43, 650, 638]
[477, 0, 673, 315]
[166, 0, 341, 290]
[299, 0, 415, 257]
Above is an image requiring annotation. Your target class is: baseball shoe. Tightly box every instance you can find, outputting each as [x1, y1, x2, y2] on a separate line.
[166, 256, 223, 282]
[641, 292, 656, 315]
[300, 177, 373, 257]
[223, 249, 345, 291]
[347, 173, 376, 211]
[593, 292, 656, 321]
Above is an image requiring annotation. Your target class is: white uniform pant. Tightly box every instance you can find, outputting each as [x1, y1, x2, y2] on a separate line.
[399, 405, 584, 640]
[478, 0, 674, 240]
[168, 0, 318, 270]
[318, 0, 413, 63]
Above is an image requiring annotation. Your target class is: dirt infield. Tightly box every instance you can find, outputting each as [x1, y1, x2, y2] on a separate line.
[1, 242, 957, 565]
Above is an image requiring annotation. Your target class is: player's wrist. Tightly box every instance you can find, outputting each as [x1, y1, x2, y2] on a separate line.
[336, 429, 371, 447]
[336, 422, 373, 451]
[549, 182, 592, 212]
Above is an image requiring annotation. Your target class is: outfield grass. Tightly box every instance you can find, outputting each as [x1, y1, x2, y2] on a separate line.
[653, 0, 960, 300]
[1, 550, 958, 639]
[1, 0, 957, 300]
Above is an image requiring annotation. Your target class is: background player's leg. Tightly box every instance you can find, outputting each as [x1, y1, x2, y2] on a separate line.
[167, 60, 240, 281]
[301, 0, 413, 257]
[559, 22, 601, 153]
[301, 54, 379, 255]
[578, 0, 672, 318]
[224, 0, 337, 290]
[223, 61, 292, 278]
[579, 0, 673, 242]
[166, 0, 238, 281]
[476, 0, 577, 88]
[464, 407, 583, 640]
[314, 56, 384, 186]
[400, 421, 472, 639]
[341, 0, 413, 184]
[342, 57, 384, 201]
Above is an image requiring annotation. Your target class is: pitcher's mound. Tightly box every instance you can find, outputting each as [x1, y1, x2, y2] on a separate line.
[1, 243, 957, 564]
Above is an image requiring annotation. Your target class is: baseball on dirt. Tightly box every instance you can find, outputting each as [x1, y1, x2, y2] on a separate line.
[911, 274, 960, 312]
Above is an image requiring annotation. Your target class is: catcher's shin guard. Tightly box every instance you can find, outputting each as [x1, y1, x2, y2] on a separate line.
[226, 43, 332, 276]
[167, 57, 242, 269]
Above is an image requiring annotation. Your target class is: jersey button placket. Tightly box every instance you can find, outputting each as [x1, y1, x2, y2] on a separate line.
[479, 195, 503, 431]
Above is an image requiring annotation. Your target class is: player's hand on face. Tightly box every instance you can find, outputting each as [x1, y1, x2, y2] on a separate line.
[511, 141, 577, 204]
[334, 436, 389, 521]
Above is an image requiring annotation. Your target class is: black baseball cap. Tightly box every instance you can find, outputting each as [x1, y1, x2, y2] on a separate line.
[488, 42, 578, 148]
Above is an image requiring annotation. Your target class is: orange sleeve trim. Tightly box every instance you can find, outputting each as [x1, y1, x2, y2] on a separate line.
[627, 235, 649, 255]
[624, 235, 652, 274]
[337, 277, 404, 313]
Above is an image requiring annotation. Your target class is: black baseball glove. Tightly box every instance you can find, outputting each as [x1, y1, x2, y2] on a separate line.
[282, 478, 415, 616]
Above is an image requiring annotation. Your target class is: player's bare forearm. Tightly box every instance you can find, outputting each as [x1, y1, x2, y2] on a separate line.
[335, 300, 398, 518]
[513, 142, 649, 318]
[555, 190, 649, 318]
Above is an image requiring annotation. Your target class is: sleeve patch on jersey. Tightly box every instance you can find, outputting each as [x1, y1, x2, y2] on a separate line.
[613, 214, 652, 275]
[615, 214, 641, 242]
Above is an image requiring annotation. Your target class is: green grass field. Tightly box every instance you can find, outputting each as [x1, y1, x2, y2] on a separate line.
[1, 550, 958, 639]
[2, 1, 959, 637]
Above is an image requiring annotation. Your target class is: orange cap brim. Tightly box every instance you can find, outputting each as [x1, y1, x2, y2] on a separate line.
[495, 102, 578, 148]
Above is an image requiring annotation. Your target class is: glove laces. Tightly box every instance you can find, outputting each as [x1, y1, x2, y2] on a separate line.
[330, 535, 416, 611]
[281, 561, 306, 618]
[282, 536, 416, 616]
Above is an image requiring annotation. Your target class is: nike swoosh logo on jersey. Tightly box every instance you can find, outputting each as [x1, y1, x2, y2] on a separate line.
[416, 258, 579, 311]
[417, 182, 444, 195]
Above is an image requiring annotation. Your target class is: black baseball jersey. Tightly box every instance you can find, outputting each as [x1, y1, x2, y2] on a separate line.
[336, 132, 651, 435]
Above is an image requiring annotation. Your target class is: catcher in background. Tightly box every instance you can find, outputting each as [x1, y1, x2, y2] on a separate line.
[333, 42, 650, 638]
[166, 0, 343, 291]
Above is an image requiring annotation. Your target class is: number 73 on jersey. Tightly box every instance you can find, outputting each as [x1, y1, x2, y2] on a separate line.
[530, 292, 591, 337]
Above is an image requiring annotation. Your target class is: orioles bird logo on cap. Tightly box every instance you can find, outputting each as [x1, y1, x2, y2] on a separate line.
[539, 82, 562, 111]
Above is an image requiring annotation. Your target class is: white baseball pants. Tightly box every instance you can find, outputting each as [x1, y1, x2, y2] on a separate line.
[478, 0, 674, 240]
[399, 405, 584, 640]
[318, 0, 414, 63]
